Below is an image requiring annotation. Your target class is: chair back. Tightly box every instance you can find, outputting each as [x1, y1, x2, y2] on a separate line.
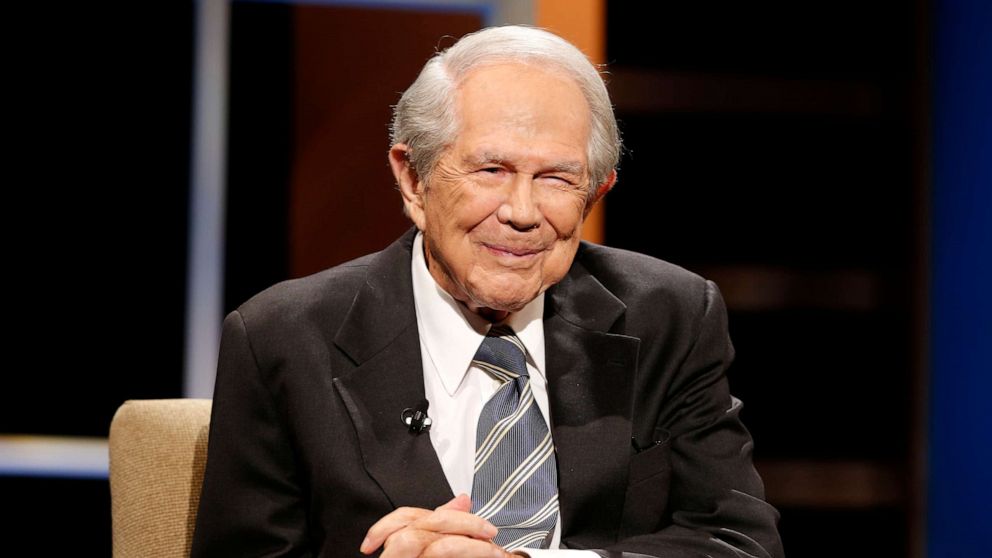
[109, 399, 212, 558]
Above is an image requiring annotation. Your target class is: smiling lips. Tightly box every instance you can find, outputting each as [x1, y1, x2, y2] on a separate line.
[482, 242, 545, 258]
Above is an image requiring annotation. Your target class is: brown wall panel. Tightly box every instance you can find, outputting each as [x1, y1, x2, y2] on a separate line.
[290, 7, 482, 277]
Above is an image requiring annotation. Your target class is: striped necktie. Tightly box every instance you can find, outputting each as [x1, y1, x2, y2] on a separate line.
[470, 324, 559, 551]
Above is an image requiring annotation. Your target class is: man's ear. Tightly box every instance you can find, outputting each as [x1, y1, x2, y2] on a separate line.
[389, 144, 426, 230]
[584, 169, 617, 216]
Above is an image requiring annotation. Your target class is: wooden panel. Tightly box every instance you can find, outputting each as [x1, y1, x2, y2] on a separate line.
[536, 0, 604, 63]
[758, 460, 905, 508]
[290, 6, 482, 277]
[609, 68, 884, 116]
[535, 0, 608, 245]
[695, 266, 882, 311]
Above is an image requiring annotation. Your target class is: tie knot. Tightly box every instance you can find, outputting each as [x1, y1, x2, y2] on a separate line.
[473, 325, 529, 382]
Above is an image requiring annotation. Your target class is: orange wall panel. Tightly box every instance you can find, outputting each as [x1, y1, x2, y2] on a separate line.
[535, 0, 608, 245]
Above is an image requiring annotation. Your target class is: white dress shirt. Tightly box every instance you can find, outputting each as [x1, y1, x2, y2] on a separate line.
[410, 232, 597, 558]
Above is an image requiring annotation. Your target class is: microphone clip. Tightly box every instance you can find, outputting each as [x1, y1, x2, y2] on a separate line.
[401, 399, 432, 434]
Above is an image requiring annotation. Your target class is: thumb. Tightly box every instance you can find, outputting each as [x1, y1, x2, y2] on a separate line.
[436, 493, 473, 512]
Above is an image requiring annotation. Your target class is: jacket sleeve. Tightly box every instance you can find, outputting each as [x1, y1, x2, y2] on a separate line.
[597, 281, 784, 558]
[190, 310, 314, 558]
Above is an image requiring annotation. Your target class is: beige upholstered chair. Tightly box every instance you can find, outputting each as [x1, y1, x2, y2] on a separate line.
[109, 399, 212, 558]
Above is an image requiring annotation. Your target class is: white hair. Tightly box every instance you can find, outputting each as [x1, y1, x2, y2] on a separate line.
[390, 25, 620, 198]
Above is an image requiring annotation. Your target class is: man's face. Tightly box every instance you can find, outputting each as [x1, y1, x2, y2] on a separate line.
[393, 62, 612, 317]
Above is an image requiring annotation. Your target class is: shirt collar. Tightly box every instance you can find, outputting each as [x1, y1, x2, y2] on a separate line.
[410, 232, 545, 396]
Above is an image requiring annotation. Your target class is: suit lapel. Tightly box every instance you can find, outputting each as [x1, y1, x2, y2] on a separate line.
[332, 230, 454, 510]
[544, 251, 641, 545]
[328, 233, 641, 538]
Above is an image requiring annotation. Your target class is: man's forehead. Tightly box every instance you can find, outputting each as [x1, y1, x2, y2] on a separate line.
[457, 59, 574, 86]
[454, 62, 585, 107]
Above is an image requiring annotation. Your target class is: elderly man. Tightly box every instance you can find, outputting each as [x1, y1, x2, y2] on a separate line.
[192, 26, 783, 558]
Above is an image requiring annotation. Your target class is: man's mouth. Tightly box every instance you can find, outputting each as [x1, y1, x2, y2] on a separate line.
[482, 243, 543, 258]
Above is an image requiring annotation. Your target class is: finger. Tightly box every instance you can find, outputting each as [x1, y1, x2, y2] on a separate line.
[364, 493, 473, 553]
[435, 493, 472, 513]
[379, 527, 444, 558]
[361, 507, 433, 554]
[381, 531, 506, 558]
[422, 535, 510, 558]
[376, 502, 498, 557]
[412, 508, 497, 541]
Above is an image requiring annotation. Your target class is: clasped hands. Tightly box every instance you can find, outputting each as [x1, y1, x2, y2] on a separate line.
[360, 493, 520, 558]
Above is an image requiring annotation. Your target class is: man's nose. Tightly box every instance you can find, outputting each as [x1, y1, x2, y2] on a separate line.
[497, 176, 541, 231]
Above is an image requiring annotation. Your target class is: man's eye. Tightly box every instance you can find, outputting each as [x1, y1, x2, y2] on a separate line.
[542, 175, 576, 186]
[477, 167, 508, 179]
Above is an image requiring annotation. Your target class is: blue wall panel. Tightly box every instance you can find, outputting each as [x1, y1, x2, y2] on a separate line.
[928, 0, 992, 556]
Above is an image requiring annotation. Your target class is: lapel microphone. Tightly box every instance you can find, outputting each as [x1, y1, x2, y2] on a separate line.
[401, 398, 432, 434]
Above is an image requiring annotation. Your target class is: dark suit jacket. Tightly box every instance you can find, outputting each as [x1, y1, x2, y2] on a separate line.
[191, 230, 783, 558]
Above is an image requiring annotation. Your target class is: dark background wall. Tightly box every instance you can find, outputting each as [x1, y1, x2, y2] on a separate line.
[604, 3, 923, 556]
[6, 4, 193, 437]
[5, 4, 195, 555]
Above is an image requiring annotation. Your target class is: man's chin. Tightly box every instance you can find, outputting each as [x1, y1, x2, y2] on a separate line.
[462, 290, 533, 318]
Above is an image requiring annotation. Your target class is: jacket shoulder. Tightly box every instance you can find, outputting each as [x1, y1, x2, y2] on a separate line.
[234, 251, 377, 330]
[575, 242, 713, 311]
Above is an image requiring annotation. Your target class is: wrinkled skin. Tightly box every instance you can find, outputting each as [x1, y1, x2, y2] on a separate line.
[391, 62, 616, 322]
